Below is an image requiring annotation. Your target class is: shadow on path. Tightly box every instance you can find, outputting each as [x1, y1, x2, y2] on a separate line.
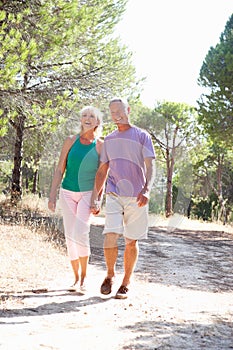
[90, 225, 233, 293]
[0, 295, 111, 319]
[120, 318, 233, 350]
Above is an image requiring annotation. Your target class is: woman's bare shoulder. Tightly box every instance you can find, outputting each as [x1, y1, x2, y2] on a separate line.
[67, 134, 77, 141]
[65, 134, 77, 143]
[62, 135, 77, 150]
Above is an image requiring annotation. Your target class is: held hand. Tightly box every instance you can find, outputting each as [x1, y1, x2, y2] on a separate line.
[90, 206, 100, 215]
[48, 200, 56, 212]
[90, 200, 101, 216]
[136, 192, 149, 207]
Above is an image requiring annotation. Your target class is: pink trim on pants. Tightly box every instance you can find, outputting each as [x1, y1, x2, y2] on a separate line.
[59, 188, 92, 260]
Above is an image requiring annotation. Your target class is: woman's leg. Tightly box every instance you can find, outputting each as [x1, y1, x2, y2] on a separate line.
[79, 256, 89, 286]
[75, 191, 92, 287]
[59, 189, 80, 285]
[70, 259, 80, 285]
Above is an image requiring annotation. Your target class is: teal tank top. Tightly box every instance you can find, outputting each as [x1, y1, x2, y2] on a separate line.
[61, 136, 99, 192]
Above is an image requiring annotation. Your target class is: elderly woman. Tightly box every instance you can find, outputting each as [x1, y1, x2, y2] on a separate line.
[48, 106, 103, 292]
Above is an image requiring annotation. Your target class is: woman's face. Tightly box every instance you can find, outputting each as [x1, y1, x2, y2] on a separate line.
[81, 110, 99, 131]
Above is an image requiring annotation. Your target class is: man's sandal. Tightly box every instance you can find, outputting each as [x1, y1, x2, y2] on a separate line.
[100, 277, 114, 295]
[115, 285, 129, 299]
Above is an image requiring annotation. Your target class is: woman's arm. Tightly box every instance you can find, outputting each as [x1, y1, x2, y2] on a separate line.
[48, 135, 75, 212]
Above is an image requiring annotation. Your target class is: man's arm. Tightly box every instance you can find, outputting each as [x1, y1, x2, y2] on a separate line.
[90, 162, 109, 214]
[137, 157, 156, 207]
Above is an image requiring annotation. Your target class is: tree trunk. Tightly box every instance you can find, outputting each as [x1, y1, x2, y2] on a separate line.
[32, 169, 38, 194]
[166, 168, 173, 217]
[165, 146, 176, 217]
[11, 116, 25, 203]
[216, 153, 227, 224]
[165, 125, 178, 218]
[165, 147, 173, 217]
[32, 153, 41, 194]
[206, 152, 227, 224]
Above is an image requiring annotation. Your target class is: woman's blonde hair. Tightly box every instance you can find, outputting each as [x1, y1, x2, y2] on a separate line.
[80, 106, 103, 136]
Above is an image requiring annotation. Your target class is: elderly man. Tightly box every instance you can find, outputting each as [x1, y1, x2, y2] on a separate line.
[91, 98, 156, 299]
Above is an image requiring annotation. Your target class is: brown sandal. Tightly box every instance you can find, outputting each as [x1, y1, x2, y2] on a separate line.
[115, 285, 129, 299]
[100, 277, 114, 295]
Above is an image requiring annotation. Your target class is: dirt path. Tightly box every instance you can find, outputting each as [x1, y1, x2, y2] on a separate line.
[0, 216, 233, 349]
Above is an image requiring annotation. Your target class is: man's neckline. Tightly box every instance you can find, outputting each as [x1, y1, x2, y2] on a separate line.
[117, 124, 132, 132]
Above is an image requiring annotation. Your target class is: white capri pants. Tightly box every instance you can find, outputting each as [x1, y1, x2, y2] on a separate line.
[59, 188, 92, 260]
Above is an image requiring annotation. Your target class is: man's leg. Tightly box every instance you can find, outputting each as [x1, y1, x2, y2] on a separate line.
[104, 233, 119, 277]
[122, 239, 139, 286]
[100, 232, 119, 294]
[115, 239, 139, 299]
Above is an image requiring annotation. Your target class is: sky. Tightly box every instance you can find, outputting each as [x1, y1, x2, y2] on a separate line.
[115, 0, 232, 107]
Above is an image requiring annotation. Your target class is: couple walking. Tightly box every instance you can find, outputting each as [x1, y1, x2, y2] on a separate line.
[48, 98, 156, 299]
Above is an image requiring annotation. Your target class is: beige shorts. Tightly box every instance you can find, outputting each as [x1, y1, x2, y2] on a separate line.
[103, 193, 148, 240]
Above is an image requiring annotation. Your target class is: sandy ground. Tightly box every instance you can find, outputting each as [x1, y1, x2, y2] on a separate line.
[0, 214, 233, 350]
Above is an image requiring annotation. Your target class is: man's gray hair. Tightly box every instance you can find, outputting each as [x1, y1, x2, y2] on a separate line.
[109, 97, 129, 109]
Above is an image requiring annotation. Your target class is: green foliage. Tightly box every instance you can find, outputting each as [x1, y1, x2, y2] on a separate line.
[0, 0, 137, 127]
[0, 0, 136, 125]
[0, 160, 13, 191]
[148, 193, 164, 214]
[134, 101, 197, 216]
[190, 137, 233, 222]
[198, 14, 233, 148]
[134, 101, 197, 153]
[0, 111, 8, 136]
[171, 185, 191, 216]
[191, 196, 214, 221]
[0, 0, 138, 198]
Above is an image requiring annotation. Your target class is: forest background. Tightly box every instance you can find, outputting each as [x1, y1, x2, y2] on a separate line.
[0, 0, 232, 225]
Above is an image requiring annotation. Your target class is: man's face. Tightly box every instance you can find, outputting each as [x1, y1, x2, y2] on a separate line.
[109, 101, 130, 125]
